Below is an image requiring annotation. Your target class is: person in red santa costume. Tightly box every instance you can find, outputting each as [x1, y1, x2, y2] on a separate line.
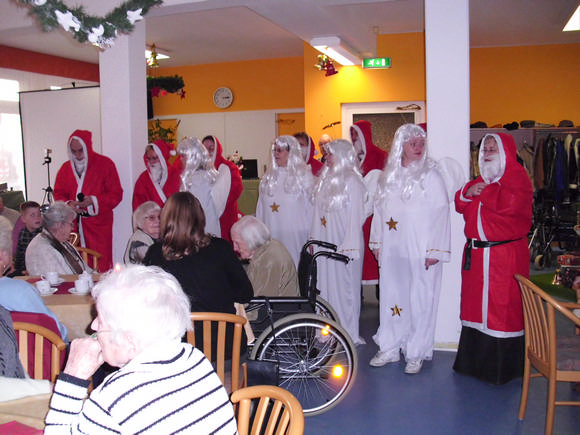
[201, 135, 242, 243]
[132, 140, 181, 210]
[293, 132, 324, 177]
[350, 120, 388, 289]
[53, 130, 123, 272]
[453, 132, 533, 385]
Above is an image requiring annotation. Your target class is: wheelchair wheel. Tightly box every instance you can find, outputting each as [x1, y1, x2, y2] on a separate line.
[314, 296, 339, 324]
[250, 313, 357, 416]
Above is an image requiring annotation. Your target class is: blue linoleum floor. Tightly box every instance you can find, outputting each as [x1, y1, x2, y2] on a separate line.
[305, 285, 580, 435]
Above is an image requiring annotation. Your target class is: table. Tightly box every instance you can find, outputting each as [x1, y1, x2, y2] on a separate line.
[0, 393, 50, 431]
[16, 275, 98, 340]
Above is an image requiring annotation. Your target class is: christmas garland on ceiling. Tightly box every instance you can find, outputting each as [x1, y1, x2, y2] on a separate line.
[17, 0, 163, 49]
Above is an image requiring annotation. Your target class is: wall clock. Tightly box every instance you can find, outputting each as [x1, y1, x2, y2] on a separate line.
[213, 87, 233, 109]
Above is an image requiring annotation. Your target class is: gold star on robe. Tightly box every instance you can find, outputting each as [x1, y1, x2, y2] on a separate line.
[320, 216, 327, 227]
[387, 217, 398, 230]
[391, 305, 403, 316]
[270, 203, 280, 212]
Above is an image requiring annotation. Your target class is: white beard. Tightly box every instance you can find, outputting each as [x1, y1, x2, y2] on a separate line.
[300, 146, 309, 162]
[480, 154, 501, 182]
[73, 158, 86, 176]
[149, 162, 163, 185]
[353, 139, 365, 162]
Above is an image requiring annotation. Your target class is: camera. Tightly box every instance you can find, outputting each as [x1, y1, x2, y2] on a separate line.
[43, 148, 52, 165]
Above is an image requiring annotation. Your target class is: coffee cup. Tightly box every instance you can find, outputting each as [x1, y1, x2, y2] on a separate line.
[41, 271, 60, 285]
[36, 280, 52, 295]
[73, 279, 90, 294]
[79, 271, 94, 288]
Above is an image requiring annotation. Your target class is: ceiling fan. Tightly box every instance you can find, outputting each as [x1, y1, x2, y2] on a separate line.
[146, 43, 171, 67]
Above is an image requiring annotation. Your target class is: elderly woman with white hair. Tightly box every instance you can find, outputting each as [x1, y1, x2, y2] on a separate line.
[231, 215, 299, 298]
[178, 136, 228, 237]
[310, 139, 371, 346]
[256, 135, 315, 267]
[44, 265, 237, 434]
[123, 201, 161, 264]
[369, 124, 451, 374]
[25, 201, 93, 276]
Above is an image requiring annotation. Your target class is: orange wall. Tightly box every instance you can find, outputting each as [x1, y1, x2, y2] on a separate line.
[470, 43, 580, 126]
[305, 32, 426, 142]
[151, 57, 303, 115]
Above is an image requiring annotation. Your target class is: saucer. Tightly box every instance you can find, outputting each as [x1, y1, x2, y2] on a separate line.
[40, 288, 58, 296]
[68, 288, 90, 296]
[48, 278, 65, 286]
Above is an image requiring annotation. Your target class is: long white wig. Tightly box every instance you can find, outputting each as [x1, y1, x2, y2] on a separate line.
[313, 139, 363, 212]
[177, 136, 218, 188]
[260, 135, 314, 197]
[378, 123, 435, 202]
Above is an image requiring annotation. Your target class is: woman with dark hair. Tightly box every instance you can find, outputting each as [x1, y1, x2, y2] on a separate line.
[143, 192, 253, 357]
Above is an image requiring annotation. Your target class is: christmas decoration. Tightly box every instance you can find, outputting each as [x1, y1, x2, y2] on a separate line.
[16, 0, 162, 49]
[315, 54, 338, 76]
[147, 75, 185, 99]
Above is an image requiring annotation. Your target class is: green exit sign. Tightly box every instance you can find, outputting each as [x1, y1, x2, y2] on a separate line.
[363, 57, 392, 69]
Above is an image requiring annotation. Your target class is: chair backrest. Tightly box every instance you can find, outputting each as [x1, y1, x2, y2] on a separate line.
[187, 312, 246, 393]
[515, 274, 580, 376]
[69, 231, 79, 247]
[12, 321, 67, 382]
[76, 246, 102, 270]
[231, 385, 305, 435]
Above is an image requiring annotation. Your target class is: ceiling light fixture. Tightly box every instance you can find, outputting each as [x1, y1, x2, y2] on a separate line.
[563, 5, 580, 31]
[310, 36, 361, 66]
[146, 44, 170, 67]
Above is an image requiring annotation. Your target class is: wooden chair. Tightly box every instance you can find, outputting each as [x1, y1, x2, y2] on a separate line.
[68, 231, 79, 247]
[76, 246, 102, 270]
[231, 385, 304, 435]
[187, 312, 247, 393]
[515, 274, 580, 435]
[13, 321, 67, 383]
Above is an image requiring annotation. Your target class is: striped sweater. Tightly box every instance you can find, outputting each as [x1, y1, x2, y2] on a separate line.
[44, 341, 238, 434]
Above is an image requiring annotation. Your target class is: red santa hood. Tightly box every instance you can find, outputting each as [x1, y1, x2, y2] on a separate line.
[350, 120, 388, 175]
[208, 135, 228, 167]
[304, 134, 323, 176]
[143, 140, 173, 188]
[478, 133, 515, 184]
[67, 129, 95, 162]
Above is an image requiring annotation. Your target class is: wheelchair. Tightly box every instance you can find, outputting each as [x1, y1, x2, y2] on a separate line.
[245, 240, 358, 416]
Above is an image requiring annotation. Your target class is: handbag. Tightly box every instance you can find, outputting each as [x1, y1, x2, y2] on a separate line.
[246, 298, 280, 386]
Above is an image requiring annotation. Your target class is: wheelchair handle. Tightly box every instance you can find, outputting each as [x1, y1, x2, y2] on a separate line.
[312, 251, 350, 264]
[303, 240, 338, 251]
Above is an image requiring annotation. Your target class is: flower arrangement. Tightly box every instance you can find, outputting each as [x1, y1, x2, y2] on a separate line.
[227, 150, 244, 171]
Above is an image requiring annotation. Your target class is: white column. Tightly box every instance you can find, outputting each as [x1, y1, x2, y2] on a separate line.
[425, 0, 470, 349]
[99, 22, 148, 266]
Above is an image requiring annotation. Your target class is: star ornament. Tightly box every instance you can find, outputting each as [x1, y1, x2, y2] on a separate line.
[88, 25, 104, 44]
[55, 10, 81, 32]
[391, 305, 403, 316]
[387, 217, 398, 231]
[270, 202, 280, 212]
[127, 9, 143, 25]
[320, 216, 327, 227]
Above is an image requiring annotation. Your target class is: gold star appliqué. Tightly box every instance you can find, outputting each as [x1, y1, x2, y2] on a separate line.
[391, 305, 403, 316]
[387, 217, 398, 230]
[270, 203, 280, 212]
[320, 216, 327, 227]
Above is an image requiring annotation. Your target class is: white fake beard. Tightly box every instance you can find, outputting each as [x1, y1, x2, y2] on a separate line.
[300, 146, 309, 162]
[353, 139, 365, 162]
[149, 162, 163, 185]
[73, 158, 86, 176]
[480, 154, 501, 182]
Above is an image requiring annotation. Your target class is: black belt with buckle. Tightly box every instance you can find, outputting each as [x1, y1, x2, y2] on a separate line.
[463, 238, 521, 270]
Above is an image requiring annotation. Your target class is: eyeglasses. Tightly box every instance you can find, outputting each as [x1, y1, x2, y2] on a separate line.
[91, 330, 112, 339]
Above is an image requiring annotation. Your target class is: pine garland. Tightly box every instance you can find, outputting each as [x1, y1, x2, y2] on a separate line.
[17, 0, 163, 49]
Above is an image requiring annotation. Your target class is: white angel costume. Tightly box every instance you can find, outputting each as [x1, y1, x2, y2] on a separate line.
[257, 136, 315, 267]
[370, 124, 451, 363]
[178, 137, 228, 237]
[310, 140, 370, 345]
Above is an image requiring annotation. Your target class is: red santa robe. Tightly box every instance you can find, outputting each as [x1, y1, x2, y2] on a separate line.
[132, 139, 181, 210]
[303, 135, 324, 177]
[350, 120, 388, 284]
[453, 132, 533, 385]
[53, 130, 123, 272]
[207, 136, 242, 243]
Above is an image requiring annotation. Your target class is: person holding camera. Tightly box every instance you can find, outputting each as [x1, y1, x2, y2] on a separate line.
[53, 130, 123, 272]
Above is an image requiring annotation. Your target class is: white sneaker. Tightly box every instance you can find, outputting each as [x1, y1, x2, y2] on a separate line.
[369, 350, 400, 367]
[404, 359, 423, 374]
